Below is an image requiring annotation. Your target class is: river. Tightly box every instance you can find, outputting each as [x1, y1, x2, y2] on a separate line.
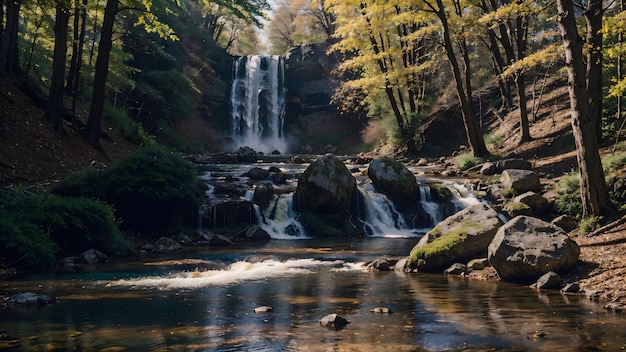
[1, 237, 625, 351]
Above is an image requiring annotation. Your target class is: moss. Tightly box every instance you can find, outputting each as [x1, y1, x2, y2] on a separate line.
[430, 184, 453, 202]
[505, 202, 532, 217]
[503, 188, 517, 198]
[407, 220, 479, 269]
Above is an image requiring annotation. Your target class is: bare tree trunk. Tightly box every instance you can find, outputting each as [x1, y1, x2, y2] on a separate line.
[427, 0, 489, 157]
[586, 0, 604, 141]
[556, 0, 616, 218]
[85, 0, 117, 148]
[45, 1, 71, 133]
[1, 0, 21, 76]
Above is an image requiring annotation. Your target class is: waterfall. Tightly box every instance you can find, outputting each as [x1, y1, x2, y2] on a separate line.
[230, 55, 287, 153]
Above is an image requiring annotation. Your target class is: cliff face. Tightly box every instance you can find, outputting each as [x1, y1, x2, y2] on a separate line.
[284, 42, 364, 152]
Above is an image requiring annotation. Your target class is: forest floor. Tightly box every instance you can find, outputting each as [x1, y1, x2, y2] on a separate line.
[1, 75, 626, 310]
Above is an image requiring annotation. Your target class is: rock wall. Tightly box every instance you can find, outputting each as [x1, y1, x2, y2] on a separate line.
[284, 42, 364, 152]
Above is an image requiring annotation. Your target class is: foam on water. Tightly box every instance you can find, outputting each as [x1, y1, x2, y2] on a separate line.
[108, 258, 366, 289]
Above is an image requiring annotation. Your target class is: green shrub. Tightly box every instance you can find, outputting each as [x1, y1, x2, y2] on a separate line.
[33, 194, 135, 255]
[484, 132, 503, 146]
[453, 153, 482, 170]
[554, 171, 582, 217]
[106, 103, 154, 146]
[51, 145, 206, 233]
[0, 189, 134, 268]
[579, 216, 602, 235]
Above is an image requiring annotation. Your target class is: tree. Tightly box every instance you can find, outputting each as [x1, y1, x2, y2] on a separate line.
[423, 0, 490, 157]
[45, 0, 71, 133]
[0, 0, 22, 76]
[556, 0, 617, 218]
[85, 0, 179, 148]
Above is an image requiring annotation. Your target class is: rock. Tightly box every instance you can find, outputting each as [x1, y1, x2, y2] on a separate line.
[417, 158, 428, 166]
[503, 201, 533, 217]
[500, 169, 541, 193]
[153, 237, 183, 253]
[444, 263, 470, 275]
[271, 172, 288, 185]
[467, 258, 490, 270]
[481, 159, 533, 175]
[207, 233, 233, 246]
[370, 307, 393, 314]
[244, 167, 270, 180]
[512, 192, 550, 215]
[488, 216, 580, 283]
[551, 215, 578, 232]
[486, 184, 505, 202]
[254, 306, 273, 313]
[292, 154, 359, 237]
[406, 203, 504, 272]
[75, 249, 108, 264]
[237, 225, 272, 241]
[367, 157, 417, 205]
[368, 257, 401, 271]
[319, 313, 350, 330]
[252, 183, 274, 210]
[535, 271, 563, 289]
[293, 154, 356, 213]
[8, 292, 56, 305]
[237, 146, 258, 162]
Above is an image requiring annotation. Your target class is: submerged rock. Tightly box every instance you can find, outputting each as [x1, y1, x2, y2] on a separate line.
[153, 237, 183, 253]
[370, 307, 393, 314]
[8, 292, 56, 306]
[319, 313, 350, 330]
[254, 306, 273, 313]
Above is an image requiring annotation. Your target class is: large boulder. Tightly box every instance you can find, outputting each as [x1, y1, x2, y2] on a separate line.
[292, 154, 359, 237]
[488, 216, 580, 283]
[367, 157, 417, 205]
[406, 203, 504, 272]
[500, 169, 541, 193]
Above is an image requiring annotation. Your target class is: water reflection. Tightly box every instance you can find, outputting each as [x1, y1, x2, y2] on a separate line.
[1, 238, 625, 351]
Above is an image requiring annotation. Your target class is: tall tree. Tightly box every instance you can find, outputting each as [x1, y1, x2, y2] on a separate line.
[556, 0, 616, 218]
[423, 0, 490, 157]
[45, 0, 71, 133]
[84, 0, 118, 148]
[0, 0, 21, 76]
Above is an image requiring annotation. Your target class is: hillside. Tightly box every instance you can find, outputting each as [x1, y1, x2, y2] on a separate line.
[0, 78, 138, 186]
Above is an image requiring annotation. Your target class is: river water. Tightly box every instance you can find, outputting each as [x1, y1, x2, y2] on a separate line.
[1, 237, 625, 351]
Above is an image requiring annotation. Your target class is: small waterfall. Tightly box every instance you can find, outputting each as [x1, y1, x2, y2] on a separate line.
[419, 185, 442, 226]
[357, 186, 418, 238]
[230, 55, 287, 153]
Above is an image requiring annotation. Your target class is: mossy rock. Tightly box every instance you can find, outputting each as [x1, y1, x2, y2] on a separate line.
[367, 157, 417, 205]
[406, 203, 504, 272]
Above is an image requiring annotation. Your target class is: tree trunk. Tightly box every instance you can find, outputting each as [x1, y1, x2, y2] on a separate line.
[430, 0, 489, 157]
[1, 0, 20, 75]
[556, 0, 616, 218]
[585, 0, 604, 141]
[516, 72, 531, 142]
[45, 1, 71, 133]
[515, 13, 532, 142]
[85, 0, 117, 148]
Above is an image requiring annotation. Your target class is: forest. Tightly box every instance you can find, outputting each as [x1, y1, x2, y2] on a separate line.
[0, 0, 626, 268]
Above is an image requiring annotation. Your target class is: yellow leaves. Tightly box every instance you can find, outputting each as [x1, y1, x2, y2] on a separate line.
[501, 43, 561, 77]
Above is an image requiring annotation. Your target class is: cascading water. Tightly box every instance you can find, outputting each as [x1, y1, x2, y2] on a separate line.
[230, 55, 287, 153]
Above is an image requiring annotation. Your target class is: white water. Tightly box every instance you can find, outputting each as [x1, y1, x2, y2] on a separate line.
[230, 55, 287, 153]
[109, 258, 366, 289]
